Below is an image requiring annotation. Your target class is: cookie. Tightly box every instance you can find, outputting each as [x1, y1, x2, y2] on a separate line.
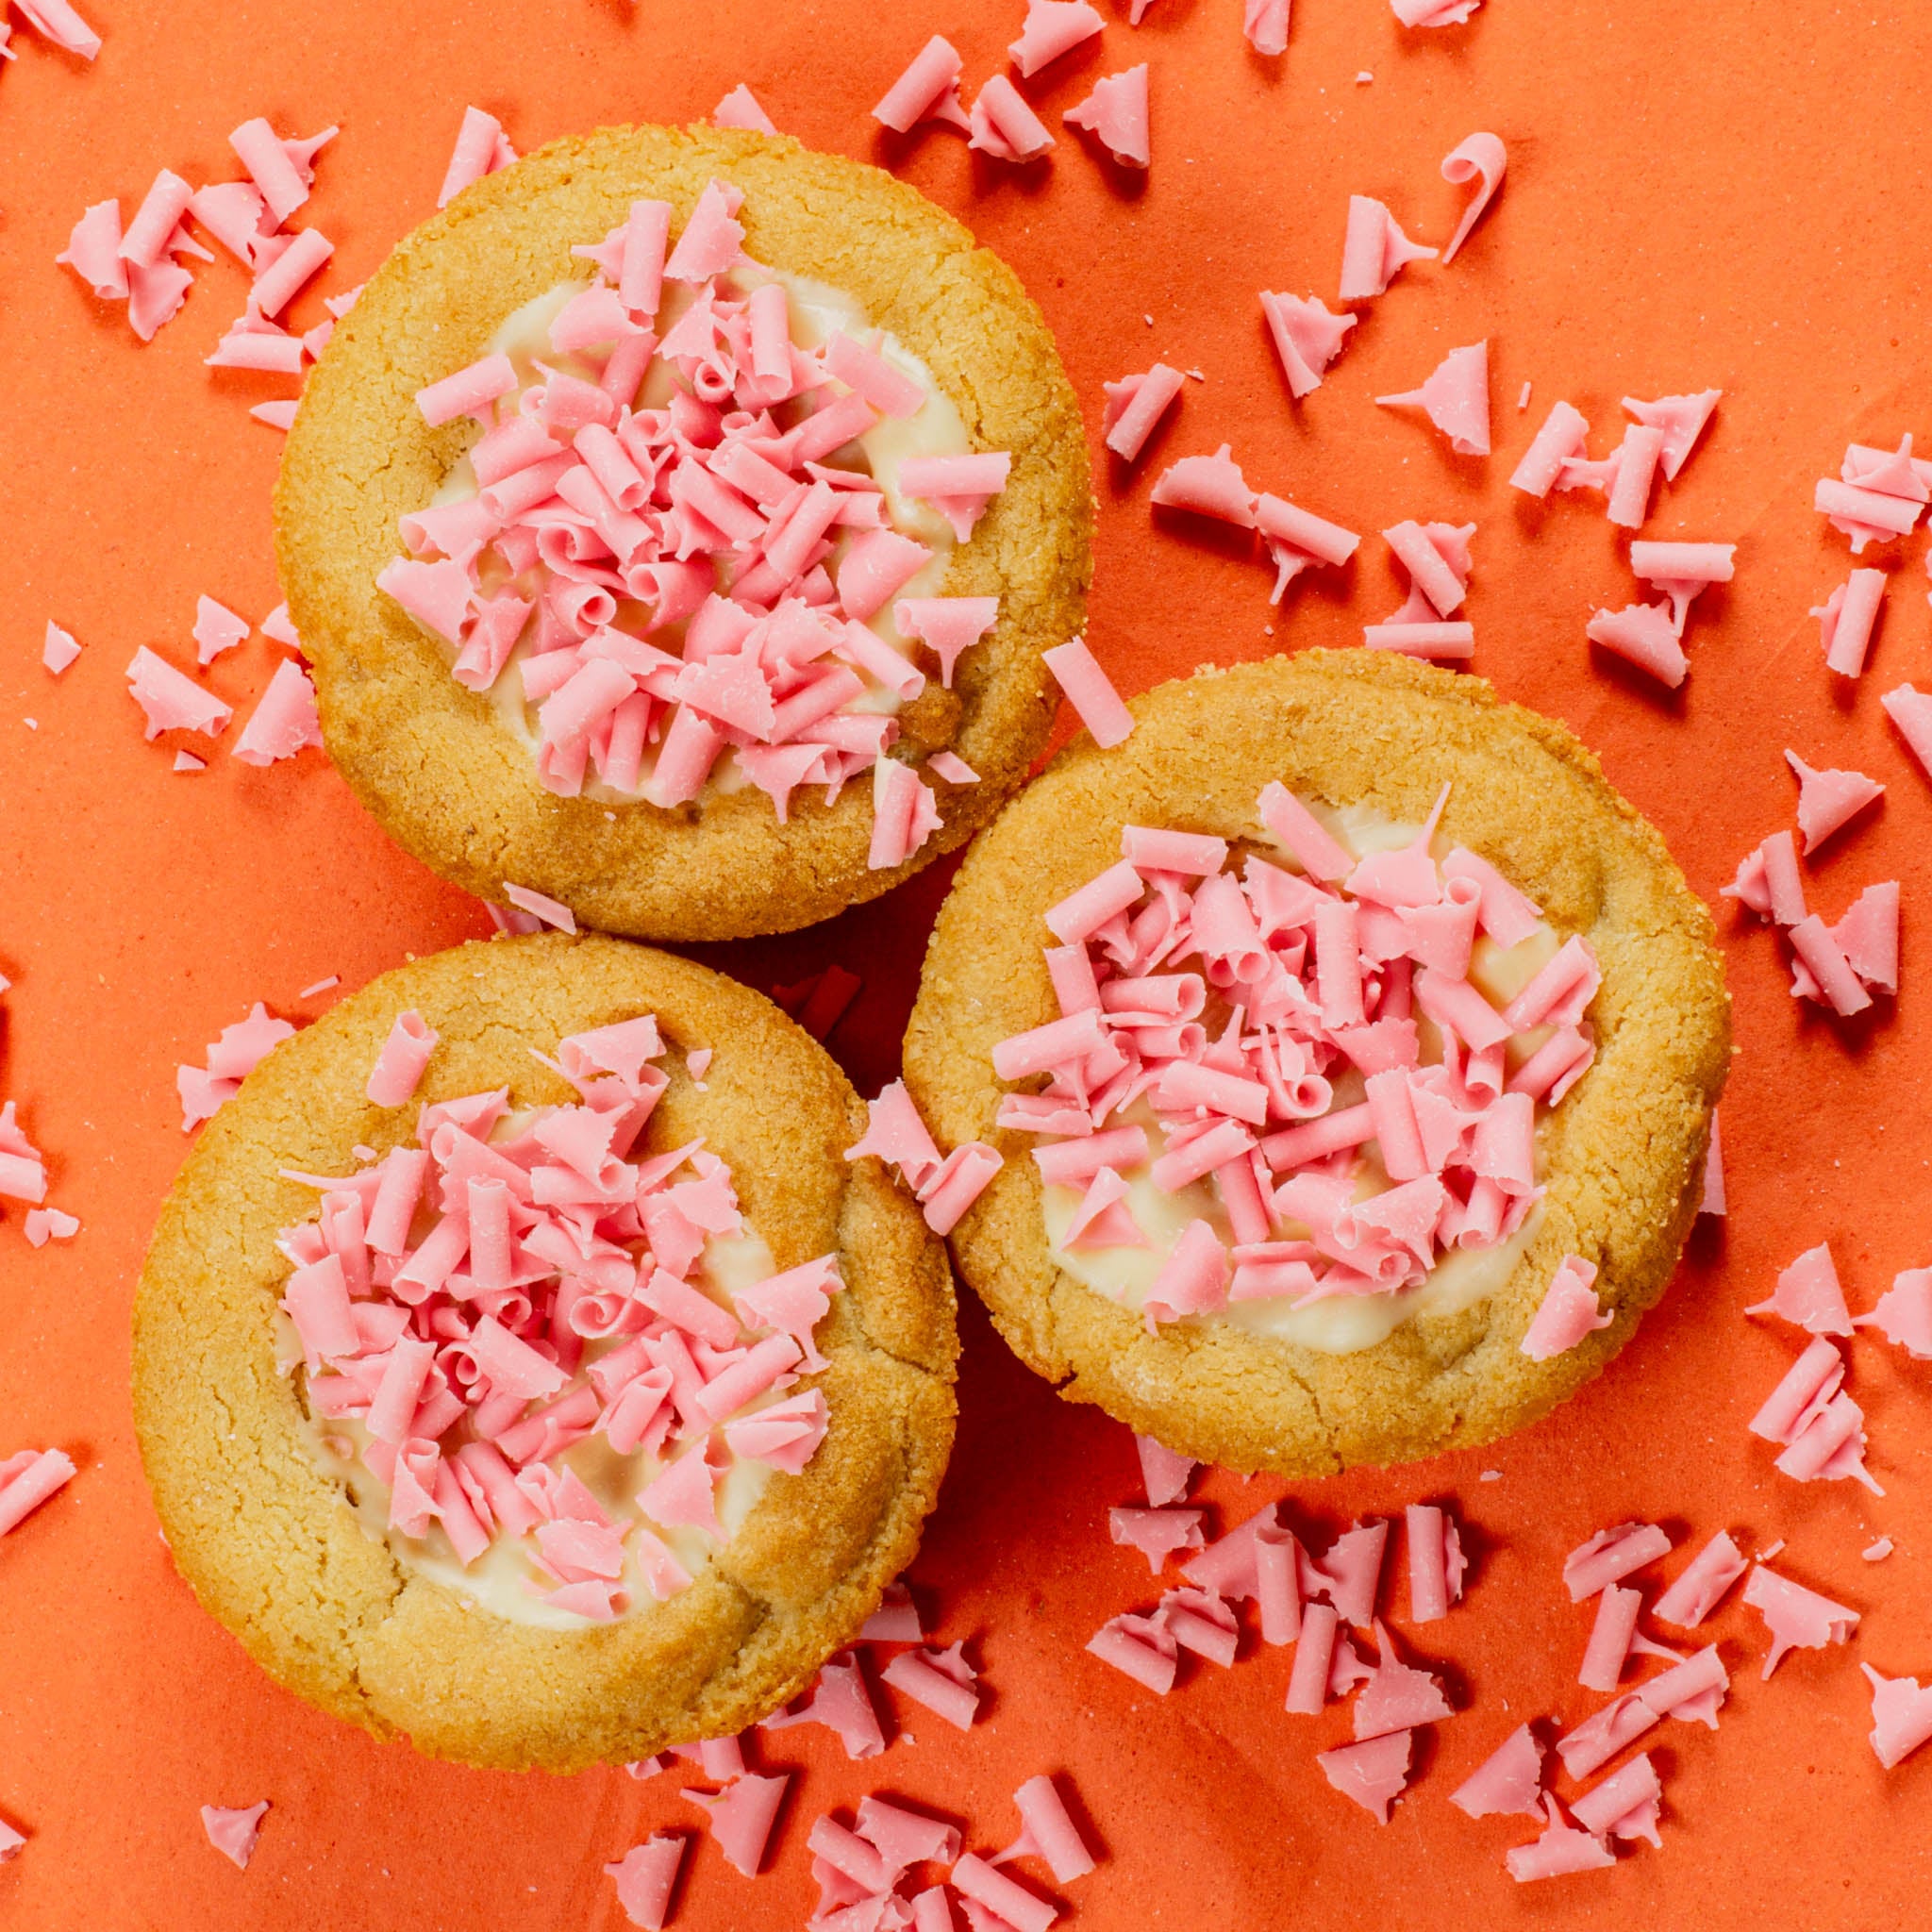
[132, 933, 957, 1772]
[275, 124, 1091, 941]
[904, 650, 1730, 1476]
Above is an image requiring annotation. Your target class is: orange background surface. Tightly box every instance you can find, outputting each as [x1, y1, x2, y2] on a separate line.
[3, 1, 1930, 1926]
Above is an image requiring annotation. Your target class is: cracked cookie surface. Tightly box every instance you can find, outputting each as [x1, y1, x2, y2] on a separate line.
[132, 932, 957, 1771]
[274, 123, 1091, 941]
[904, 651, 1729, 1476]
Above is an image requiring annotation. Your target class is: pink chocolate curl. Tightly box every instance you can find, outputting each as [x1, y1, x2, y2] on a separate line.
[1814, 568, 1888, 677]
[1563, 1521, 1672, 1602]
[1103, 362, 1186, 461]
[1244, 0, 1292, 55]
[0, 1449, 76, 1537]
[1376, 341, 1491, 457]
[969, 75, 1057, 162]
[1449, 1724, 1544, 1819]
[1786, 750, 1883, 854]
[439, 107, 515, 208]
[1003, 1774, 1096, 1883]
[874, 35, 972, 133]
[1259, 291, 1356, 399]
[366, 1009, 440, 1108]
[126, 647, 232, 740]
[1745, 1240, 1853, 1335]
[1316, 1730, 1412, 1824]
[1587, 602, 1687, 688]
[1338, 195, 1437, 302]
[1510, 400, 1590, 496]
[230, 659, 322, 766]
[1505, 1797, 1615, 1882]
[1863, 1664, 1932, 1770]
[711, 84, 776, 134]
[882, 1644, 981, 1730]
[1440, 133, 1506, 263]
[1857, 1268, 1932, 1359]
[1742, 1565, 1859, 1678]
[1064, 65, 1151, 169]
[1010, 0, 1105, 75]
[1624, 389, 1721, 480]
[58, 199, 127, 299]
[604, 1833, 686, 1930]
[684, 1772, 789, 1877]
[1653, 1529, 1748, 1627]
[1043, 637, 1134, 748]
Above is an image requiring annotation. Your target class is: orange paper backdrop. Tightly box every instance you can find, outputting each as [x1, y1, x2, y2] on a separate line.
[2, 1, 1929, 1926]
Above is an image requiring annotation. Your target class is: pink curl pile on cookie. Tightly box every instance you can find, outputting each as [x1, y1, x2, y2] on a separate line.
[990, 780, 1603, 1325]
[275, 1007, 837, 1622]
[379, 179, 1010, 868]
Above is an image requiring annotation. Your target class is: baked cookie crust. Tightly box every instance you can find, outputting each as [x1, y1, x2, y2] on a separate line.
[904, 650, 1730, 1476]
[132, 933, 958, 1772]
[275, 123, 1091, 941]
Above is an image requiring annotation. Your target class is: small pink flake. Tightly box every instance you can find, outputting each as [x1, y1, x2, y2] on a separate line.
[23, 1207, 80, 1247]
[200, 1801, 269, 1871]
[173, 752, 206, 773]
[712, 84, 777, 134]
[925, 751, 979, 786]
[297, 975, 340, 1000]
[502, 882, 576, 933]
[1043, 637, 1133, 748]
[42, 622, 82, 675]
[604, 1833, 686, 1930]
[1863, 1538, 1894, 1561]
[1376, 341, 1491, 456]
[250, 401, 298, 431]
[0, 1814, 22, 1862]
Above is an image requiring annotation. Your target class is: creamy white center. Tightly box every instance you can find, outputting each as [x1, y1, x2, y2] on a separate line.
[429, 268, 971, 805]
[1041, 801, 1564, 1355]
